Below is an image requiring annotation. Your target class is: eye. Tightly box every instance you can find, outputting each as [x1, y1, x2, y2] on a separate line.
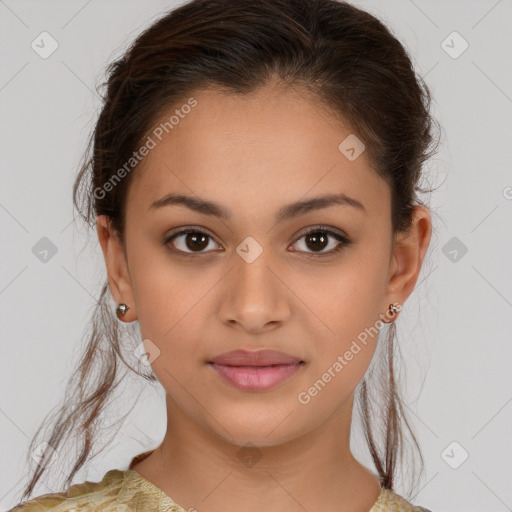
[164, 228, 220, 255]
[290, 225, 351, 259]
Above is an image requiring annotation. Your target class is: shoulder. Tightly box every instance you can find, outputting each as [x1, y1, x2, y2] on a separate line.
[8, 469, 142, 511]
[372, 487, 433, 512]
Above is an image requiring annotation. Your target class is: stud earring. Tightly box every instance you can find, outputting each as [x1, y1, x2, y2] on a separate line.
[386, 302, 401, 322]
[116, 303, 130, 320]
[389, 303, 399, 315]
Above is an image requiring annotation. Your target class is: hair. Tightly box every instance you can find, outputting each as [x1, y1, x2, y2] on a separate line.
[19, 0, 441, 503]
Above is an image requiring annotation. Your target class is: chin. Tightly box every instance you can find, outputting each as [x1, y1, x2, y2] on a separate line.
[204, 407, 310, 450]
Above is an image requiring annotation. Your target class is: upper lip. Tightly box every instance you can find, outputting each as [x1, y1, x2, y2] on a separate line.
[209, 349, 303, 366]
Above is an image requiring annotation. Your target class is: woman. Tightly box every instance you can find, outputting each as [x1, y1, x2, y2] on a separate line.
[10, 0, 439, 510]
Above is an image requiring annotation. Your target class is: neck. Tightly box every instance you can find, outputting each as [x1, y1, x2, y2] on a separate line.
[132, 393, 382, 512]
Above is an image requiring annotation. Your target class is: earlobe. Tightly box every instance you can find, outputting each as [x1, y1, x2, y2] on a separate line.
[96, 215, 137, 322]
[384, 205, 432, 308]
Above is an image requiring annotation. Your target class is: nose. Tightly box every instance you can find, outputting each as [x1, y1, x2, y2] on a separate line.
[218, 249, 291, 333]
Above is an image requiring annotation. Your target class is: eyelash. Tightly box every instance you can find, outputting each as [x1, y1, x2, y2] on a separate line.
[164, 225, 351, 260]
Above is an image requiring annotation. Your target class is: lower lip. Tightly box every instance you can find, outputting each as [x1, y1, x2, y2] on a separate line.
[209, 362, 303, 391]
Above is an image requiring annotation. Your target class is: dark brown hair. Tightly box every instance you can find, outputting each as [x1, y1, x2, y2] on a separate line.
[19, 0, 440, 503]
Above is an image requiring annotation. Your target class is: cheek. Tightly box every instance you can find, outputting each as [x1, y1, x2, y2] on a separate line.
[307, 247, 388, 329]
[131, 261, 226, 382]
[129, 239, 197, 323]
[303, 247, 389, 376]
[129, 254, 195, 356]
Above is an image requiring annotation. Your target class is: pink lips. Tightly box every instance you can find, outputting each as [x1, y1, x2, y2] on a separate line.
[208, 349, 304, 391]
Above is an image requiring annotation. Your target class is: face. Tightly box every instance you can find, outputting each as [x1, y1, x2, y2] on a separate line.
[97, 82, 430, 449]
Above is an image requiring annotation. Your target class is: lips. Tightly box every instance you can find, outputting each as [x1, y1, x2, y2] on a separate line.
[208, 349, 303, 366]
[207, 349, 305, 391]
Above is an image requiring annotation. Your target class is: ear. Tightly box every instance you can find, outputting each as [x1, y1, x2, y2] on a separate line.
[384, 205, 432, 316]
[96, 215, 137, 322]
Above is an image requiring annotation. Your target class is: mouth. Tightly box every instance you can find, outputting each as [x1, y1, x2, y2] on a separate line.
[208, 348, 303, 366]
[207, 361, 305, 392]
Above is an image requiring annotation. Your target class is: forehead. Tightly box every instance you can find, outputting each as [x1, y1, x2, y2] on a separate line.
[126, 84, 390, 223]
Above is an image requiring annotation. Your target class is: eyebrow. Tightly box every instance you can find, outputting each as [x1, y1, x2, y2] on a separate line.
[150, 192, 366, 222]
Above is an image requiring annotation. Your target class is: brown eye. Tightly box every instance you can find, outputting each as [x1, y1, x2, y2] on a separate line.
[291, 227, 351, 258]
[165, 229, 219, 254]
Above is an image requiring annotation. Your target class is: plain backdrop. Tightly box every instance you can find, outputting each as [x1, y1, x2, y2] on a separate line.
[1, 1, 511, 511]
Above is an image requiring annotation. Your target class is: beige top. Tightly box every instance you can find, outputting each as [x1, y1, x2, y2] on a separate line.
[9, 451, 432, 511]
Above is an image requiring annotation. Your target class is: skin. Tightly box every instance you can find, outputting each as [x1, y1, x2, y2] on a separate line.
[97, 82, 431, 512]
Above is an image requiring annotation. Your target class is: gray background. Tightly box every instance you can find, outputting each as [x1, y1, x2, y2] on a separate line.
[1, 1, 511, 511]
